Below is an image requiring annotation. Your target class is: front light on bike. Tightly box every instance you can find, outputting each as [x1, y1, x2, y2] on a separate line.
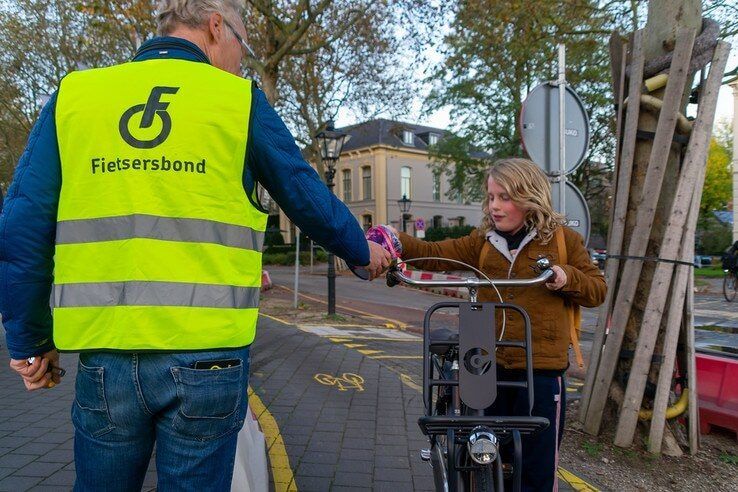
[467, 427, 499, 465]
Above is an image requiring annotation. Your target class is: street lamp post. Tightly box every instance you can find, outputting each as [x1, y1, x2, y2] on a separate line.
[314, 120, 350, 316]
[397, 194, 412, 233]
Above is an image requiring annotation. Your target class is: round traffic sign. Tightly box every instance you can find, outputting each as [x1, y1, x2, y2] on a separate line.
[550, 180, 591, 246]
[520, 82, 590, 175]
[415, 218, 425, 231]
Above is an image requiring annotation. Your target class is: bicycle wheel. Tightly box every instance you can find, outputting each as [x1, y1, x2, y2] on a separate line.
[429, 439, 449, 492]
[724, 272, 737, 302]
[469, 465, 494, 492]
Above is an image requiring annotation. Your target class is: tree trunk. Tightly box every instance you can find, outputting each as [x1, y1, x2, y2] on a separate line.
[260, 64, 280, 106]
[610, 0, 702, 432]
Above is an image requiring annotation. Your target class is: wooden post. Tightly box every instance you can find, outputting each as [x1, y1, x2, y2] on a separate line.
[579, 31, 644, 422]
[583, 29, 696, 436]
[646, 42, 730, 453]
[684, 265, 700, 453]
[613, 42, 730, 448]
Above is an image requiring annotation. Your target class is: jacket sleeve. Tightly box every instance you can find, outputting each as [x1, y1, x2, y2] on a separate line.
[559, 228, 606, 308]
[247, 88, 369, 267]
[0, 94, 60, 359]
[398, 230, 484, 272]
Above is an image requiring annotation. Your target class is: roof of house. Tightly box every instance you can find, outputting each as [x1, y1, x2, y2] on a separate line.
[337, 118, 491, 158]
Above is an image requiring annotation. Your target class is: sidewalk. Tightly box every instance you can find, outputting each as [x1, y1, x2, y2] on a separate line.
[0, 346, 163, 490]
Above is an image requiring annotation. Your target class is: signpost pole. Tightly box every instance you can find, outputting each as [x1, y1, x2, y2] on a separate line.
[293, 228, 300, 308]
[558, 44, 567, 217]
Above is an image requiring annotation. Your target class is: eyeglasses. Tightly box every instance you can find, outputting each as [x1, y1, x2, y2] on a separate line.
[223, 18, 256, 59]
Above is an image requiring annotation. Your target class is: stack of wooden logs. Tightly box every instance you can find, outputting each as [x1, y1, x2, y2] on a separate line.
[577, 27, 730, 454]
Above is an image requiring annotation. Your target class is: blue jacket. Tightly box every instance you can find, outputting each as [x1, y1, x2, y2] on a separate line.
[0, 37, 369, 359]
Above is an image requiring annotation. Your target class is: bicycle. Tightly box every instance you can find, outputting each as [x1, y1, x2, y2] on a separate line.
[386, 257, 555, 492]
[723, 268, 738, 302]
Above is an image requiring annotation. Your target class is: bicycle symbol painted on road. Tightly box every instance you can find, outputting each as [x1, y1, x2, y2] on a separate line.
[314, 372, 365, 391]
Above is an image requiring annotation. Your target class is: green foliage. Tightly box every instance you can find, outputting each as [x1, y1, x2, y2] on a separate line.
[262, 251, 328, 265]
[265, 229, 285, 248]
[696, 215, 733, 255]
[582, 440, 602, 458]
[694, 266, 728, 278]
[425, 0, 615, 205]
[428, 134, 492, 204]
[424, 225, 475, 242]
[700, 137, 732, 218]
[719, 452, 738, 466]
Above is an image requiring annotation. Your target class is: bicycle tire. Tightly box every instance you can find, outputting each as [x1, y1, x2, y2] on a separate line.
[469, 464, 495, 492]
[724, 272, 737, 302]
[430, 440, 449, 492]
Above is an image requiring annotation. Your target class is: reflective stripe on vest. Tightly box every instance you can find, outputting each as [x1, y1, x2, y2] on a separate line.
[54, 59, 266, 352]
[53, 282, 260, 309]
[56, 214, 265, 251]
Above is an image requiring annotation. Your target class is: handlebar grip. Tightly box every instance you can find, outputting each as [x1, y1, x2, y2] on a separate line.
[386, 269, 400, 288]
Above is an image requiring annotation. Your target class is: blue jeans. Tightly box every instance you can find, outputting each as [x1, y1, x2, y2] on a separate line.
[71, 348, 250, 492]
[485, 367, 566, 492]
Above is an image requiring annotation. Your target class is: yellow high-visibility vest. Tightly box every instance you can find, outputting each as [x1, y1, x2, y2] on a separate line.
[54, 58, 266, 352]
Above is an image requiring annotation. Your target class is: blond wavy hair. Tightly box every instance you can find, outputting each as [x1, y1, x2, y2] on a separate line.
[480, 158, 566, 245]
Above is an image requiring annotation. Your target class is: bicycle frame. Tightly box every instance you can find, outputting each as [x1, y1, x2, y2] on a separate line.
[387, 261, 554, 492]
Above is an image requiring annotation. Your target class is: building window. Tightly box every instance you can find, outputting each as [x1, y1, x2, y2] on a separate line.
[342, 169, 352, 202]
[362, 214, 373, 232]
[458, 216, 465, 227]
[362, 166, 372, 200]
[401, 166, 412, 199]
[433, 215, 442, 229]
[432, 172, 441, 202]
[402, 130, 414, 146]
[429, 133, 439, 146]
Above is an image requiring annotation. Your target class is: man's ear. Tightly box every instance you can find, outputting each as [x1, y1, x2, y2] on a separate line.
[207, 11, 225, 42]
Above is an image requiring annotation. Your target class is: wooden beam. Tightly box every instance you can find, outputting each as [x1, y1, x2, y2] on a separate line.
[685, 267, 700, 453]
[609, 32, 626, 107]
[579, 31, 644, 422]
[613, 41, 731, 448]
[583, 28, 696, 436]
[646, 42, 731, 453]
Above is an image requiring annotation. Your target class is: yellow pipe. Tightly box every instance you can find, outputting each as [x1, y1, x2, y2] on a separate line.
[621, 94, 693, 135]
[643, 73, 669, 93]
[638, 388, 689, 421]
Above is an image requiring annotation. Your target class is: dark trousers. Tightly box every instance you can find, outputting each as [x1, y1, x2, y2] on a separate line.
[486, 367, 566, 492]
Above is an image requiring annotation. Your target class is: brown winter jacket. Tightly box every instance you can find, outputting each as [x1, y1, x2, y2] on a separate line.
[398, 226, 606, 371]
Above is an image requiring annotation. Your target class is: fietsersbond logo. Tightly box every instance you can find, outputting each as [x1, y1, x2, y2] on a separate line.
[119, 86, 179, 149]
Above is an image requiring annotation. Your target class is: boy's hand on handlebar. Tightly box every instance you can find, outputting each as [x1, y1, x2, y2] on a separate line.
[365, 240, 392, 280]
[545, 265, 567, 290]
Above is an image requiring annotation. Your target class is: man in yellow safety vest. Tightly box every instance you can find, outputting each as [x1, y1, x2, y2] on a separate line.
[1, 0, 390, 488]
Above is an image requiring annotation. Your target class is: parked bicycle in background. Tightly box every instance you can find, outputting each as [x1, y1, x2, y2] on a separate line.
[722, 241, 738, 302]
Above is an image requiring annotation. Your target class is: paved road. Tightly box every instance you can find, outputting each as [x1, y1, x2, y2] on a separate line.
[251, 315, 589, 491]
[267, 266, 738, 353]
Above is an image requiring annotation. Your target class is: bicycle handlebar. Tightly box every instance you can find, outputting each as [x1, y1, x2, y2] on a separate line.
[386, 257, 555, 289]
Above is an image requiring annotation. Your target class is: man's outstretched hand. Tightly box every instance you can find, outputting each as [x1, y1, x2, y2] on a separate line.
[9, 349, 62, 391]
[365, 240, 392, 280]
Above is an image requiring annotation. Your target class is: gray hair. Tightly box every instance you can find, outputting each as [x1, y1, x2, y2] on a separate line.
[156, 0, 243, 36]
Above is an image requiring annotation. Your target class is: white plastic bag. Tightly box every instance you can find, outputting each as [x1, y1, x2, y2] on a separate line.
[231, 405, 269, 492]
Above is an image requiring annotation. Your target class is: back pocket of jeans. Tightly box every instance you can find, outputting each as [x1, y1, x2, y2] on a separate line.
[72, 360, 115, 438]
[170, 363, 244, 441]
